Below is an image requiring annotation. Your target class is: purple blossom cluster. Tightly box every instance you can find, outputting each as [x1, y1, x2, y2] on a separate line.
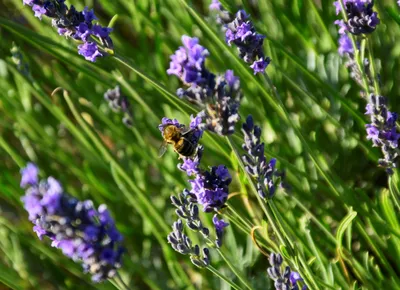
[168, 36, 242, 136]
[196, 70, 242, 136]
[242, 115, 285, 199]
[338, 34, 353, 56]
[20, 163, 124, 282]
[334, 0, 379, 35]
[167, 36, 214, 87]
[22, 0, 113, 62]
[225, 10, 271, 74]
[365, 94, 400, 174]
[267, 253, 307, 290]
[104, 86, 134, 127]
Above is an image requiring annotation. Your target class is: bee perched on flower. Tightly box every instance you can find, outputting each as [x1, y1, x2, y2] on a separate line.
[158, 116, 203, 158]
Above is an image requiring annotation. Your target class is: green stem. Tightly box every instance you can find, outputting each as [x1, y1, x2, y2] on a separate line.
[216, 249, 252, 290]
[0, 135, 25, 168]
[388, 177, 400, 212]
[366, 37, 381, 96]
[207, 265, 243, 290]
[114, 272, 131, 290]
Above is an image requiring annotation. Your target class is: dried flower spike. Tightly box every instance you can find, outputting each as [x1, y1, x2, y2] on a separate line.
[104, 86, 134, 127]
[20, 163, 124, 282]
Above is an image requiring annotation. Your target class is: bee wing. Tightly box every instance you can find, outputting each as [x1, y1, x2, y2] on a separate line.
[181, 128, 195, 139]
[158, 140, 168, 157]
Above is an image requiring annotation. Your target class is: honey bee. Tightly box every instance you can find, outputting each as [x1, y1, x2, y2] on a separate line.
[159, 124, 197, 157]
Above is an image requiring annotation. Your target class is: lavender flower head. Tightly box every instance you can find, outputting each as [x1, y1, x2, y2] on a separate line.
[196, 70, 242, 136]
[225, 10, 271, 74]
[169, 36, 242, 136]
[242, 115, 285, 198]
[167, 35, 213, 86]
[188, 164, 231, 212]
[213, 214, 229, 248]
[365, 94, 400, 174]
[334, 0, 380, 35]
[20, 163, 124, 282]
[267, 253, 307, 290]
[22, 0, 113, 62]
[104, 86, 134, 127]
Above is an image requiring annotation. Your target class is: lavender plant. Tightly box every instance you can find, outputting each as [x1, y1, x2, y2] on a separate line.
[22, 0, 113, 61]
[335, 0, 400, 174]
[3, 0, 400, 288]
[20, 163, 124, 282]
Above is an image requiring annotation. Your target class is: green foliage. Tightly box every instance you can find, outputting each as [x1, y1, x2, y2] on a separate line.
[0, 0, 400, 289]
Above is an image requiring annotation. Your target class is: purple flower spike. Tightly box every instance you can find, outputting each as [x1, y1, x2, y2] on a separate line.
[224, 10, 271, 74]
[20, 163, 124, 283]
[169, 36, 242, 136]
[167, 35, 210, 87]
[22, 0, 113, 62]
[241, 115, 286, 198]
[365, 94, 400, 174]
[334, 0, 379, 35]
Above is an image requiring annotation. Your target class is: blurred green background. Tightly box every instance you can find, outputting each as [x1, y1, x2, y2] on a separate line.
[1, 0, 400, 289]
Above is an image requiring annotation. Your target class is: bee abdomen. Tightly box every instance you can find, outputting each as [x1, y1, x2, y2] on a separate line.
[176, 139, 196, 157]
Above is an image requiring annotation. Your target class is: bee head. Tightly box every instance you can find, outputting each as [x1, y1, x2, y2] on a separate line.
[163, 125, 182, 143]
